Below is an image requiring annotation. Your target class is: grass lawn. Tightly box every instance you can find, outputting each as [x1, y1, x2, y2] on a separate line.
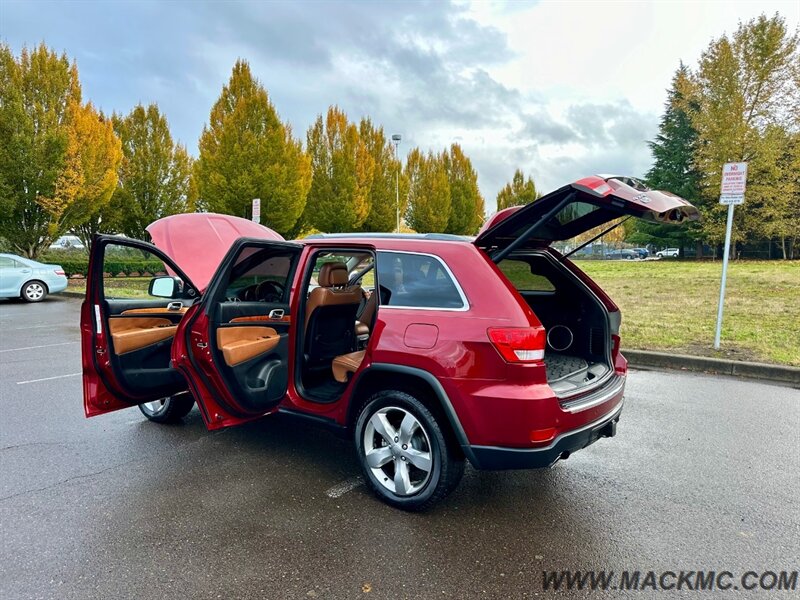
[577, 259, 800, 366]
[66, 260, 799, 366]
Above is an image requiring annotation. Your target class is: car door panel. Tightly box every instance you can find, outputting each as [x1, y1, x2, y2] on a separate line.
[216, 326, 281, 366]
[108, 317, 177, 354]
[82, 236, 200, 417]
[172, 239, 302, 429]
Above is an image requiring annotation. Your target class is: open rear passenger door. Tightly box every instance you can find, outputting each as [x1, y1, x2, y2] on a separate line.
[82, 236, 202, 417]
[172, 238, 303, 430]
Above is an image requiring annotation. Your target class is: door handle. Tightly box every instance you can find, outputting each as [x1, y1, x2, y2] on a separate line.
[196, 342, 208, 349]
[167, 301, 183, 311]
[268, 308, 284, 319]
[21, 269, 31, 273]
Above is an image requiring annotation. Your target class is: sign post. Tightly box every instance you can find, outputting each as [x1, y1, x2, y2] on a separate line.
[251, 198, 261, 224]
[714, 162, 747, 350]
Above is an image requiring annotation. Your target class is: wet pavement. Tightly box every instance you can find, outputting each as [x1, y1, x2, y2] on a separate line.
[1, 296, 798, 598]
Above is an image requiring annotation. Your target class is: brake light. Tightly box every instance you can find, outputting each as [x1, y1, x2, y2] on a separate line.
[487, 327, 546, 363]
[54, 269, 65, 276]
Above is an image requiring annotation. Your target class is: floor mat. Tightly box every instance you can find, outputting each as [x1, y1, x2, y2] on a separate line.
[544, 353, 588, 381]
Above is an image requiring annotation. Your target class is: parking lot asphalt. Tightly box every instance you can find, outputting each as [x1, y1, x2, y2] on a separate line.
[1, 295, 798, 599]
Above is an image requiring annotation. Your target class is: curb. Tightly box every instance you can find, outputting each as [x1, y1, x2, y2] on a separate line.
[624, 349, 800, 388]
[61, 291, 85, 299]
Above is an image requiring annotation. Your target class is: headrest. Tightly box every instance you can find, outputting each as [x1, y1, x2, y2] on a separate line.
[318, 262, 348, 287]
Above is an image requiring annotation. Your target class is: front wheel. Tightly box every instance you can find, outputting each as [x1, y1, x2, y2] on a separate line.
[138, 393, 195, 424]
[355, 390, 464, 511]
[21, 280, 47, 302]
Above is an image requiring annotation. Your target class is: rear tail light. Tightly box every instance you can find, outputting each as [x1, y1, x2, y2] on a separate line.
[54, 269, 65, 276]
[487, 327, 546, 363]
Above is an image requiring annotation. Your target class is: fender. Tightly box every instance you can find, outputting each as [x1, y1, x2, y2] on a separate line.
[348, 363, 479, 467]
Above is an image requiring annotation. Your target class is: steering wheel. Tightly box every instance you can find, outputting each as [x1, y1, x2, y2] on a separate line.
[256, 280, 285, 303]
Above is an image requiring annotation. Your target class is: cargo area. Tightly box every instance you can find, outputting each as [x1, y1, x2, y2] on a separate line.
[497, 252, 613, 397]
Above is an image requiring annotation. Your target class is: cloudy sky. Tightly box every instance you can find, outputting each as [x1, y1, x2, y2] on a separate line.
[3, 0, 798, 211]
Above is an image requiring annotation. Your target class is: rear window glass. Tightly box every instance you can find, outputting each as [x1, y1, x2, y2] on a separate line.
[376, 252, 465, 309]
[497, 260, 555, 292]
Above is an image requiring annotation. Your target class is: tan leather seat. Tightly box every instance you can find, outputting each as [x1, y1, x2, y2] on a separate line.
[304, 263, 362, 366]
[332, 350, 365, 383]
[305, 263, 362, 326]
[355, 291, 377, 337]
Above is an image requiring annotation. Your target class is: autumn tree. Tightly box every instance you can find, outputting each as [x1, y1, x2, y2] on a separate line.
[443, 143, 484, 235]
[93, 104, 193, 243]
[405, 148, 451, 233]
[690, 14, 799, 251]
[358, 118, 407, 232]
[631, 63, 703, 253]
[0, 44, 121, 257]
[304, 106, 374, 232]
[195, 60, 311, 235]
[495, 169, 540, 210]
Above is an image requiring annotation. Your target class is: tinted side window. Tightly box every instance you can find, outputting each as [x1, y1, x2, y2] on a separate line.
[376, 252, 464, 309]
[0, 257, 19, 268]
[225, 248, 295, 302]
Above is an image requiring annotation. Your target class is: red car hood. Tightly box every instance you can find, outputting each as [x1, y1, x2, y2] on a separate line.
[146, 213, 284, 290]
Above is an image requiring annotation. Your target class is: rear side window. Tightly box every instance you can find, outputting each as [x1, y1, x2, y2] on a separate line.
[497, 259, 555, 292]
[0, 257, 20, 268]
[376, 252, 465, 309]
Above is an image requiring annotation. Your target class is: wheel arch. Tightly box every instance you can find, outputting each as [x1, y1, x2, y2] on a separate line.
[347, 364, 477, 465]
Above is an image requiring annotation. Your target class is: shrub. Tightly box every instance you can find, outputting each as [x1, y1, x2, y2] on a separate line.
[35, 253, 163, 278]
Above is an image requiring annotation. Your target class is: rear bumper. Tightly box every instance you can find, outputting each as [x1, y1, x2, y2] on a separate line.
[467, 400, 623, 470]
[47, 278, 68, 293]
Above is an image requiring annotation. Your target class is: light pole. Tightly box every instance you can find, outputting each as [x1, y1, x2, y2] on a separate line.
[391, 133, 402, 233]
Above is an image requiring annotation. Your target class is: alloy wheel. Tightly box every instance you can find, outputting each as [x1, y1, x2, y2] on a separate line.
[362, 406, 433, 496]
[140, 399, 167, 417]
[24, 283, 45, 301]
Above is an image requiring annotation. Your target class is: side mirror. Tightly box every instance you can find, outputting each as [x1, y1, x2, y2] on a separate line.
[148, 276, 180, 299]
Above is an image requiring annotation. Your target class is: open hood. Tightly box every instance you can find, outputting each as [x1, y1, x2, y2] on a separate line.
[146, 213, 284, 290]
[475, 176, 699, 259]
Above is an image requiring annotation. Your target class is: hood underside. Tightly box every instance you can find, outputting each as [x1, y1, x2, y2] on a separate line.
[146, 213, 284, 290]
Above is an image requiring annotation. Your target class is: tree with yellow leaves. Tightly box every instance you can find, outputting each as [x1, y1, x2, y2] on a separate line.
[0, 44, 121, 257]
[304, 106, 374, 232]
[404, 148, 451, 233]
[195, 60, 311, 235]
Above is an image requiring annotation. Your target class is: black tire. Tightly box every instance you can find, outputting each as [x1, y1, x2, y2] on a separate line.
[21, 280, 48, 302]
[138, 392, 195, 424]
[355, 390, 464, 511]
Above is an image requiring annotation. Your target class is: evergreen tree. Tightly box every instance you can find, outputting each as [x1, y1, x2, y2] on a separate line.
[304, 106, 374, 232]
[405, 148, 450, 233]
[195, 60, 311, 235]
[631, 63, 703, 251]
[444, 143, 484, 235]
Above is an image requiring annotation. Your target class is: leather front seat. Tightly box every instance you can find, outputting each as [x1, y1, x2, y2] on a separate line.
[305, 263, 362, 368]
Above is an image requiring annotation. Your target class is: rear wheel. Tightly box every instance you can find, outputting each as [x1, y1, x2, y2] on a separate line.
[355, 390, 464, 511]
[138, 393, 195, 424]
[21, 280, 47, 302]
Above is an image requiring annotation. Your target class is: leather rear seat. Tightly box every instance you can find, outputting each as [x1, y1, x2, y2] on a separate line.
[332, 350, 365, 383]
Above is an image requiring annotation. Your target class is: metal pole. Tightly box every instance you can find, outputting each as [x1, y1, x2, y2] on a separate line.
[394, 141, 400, 233]
[396, 164, 400, 233]
[714, 203, 735, 349]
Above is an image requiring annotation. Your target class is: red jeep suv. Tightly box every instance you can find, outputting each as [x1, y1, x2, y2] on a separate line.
[82, 176, 697, 510]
